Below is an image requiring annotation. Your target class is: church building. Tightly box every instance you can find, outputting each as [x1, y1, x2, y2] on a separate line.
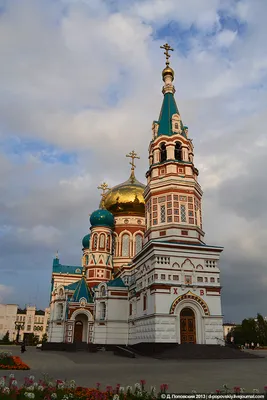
[48, 44, 224, 347]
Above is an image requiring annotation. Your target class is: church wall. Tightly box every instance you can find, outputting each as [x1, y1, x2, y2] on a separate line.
[94, 293, 129, 345]
[128, 315, 177, 344]
[48, 322, 65, 343]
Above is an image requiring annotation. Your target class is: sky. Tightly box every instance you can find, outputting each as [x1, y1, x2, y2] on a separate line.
[0, 0, 266, 322]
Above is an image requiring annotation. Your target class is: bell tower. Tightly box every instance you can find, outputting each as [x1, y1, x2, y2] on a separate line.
[145, 43, 204, 244]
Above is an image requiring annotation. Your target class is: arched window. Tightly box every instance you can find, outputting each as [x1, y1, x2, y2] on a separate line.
[85, 254, 89, 265]
[160, 143, 167, 162]
[100, 286, 106, 297]
[99, 233, 105, 249]
[175, 142, 182, 161]
[135, 235, 143, 255]
[122, 234, 130, 257]
[92, 234, 98, 250]
[106, 235, 110, 251]
[175, 122, 179, 130]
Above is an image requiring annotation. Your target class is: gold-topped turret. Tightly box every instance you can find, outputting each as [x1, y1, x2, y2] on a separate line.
[101, 152, 145, 216]
[160, 43, 174, 81]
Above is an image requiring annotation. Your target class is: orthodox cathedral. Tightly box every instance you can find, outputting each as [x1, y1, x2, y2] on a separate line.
[48, 44, 224, 347]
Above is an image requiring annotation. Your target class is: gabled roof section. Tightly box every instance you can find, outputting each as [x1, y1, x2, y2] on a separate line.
[71, 277, 94, 303]
[157, 93, 186, 137]
[64, 280, 80, 291]
[106, 277, 126, 288]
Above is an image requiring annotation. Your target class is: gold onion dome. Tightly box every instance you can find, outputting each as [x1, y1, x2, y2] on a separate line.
[102, 173, 145, 217]
[162, 66, 174, 80]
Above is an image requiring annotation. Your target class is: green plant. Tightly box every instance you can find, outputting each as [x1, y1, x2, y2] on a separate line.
[1, 331, 10, 344]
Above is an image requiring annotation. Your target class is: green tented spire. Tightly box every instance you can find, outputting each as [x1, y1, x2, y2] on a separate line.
[156, 43, 187, 138]
[157, 93, 181, 136]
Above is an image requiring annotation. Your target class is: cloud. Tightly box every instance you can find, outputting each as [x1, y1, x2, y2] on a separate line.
[0, 0, 267, 320]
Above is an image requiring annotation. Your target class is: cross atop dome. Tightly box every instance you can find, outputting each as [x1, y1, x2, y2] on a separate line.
[160, 43, 173, 67]
[126, 150, 140, 183]
[97, 182, 110, 208]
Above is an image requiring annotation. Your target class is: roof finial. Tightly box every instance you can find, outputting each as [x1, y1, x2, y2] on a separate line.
[55, 250, 59, 259]
[160, 43, 173, 67]
[126, 150, 140, 183]
[97, 182, 110, 209]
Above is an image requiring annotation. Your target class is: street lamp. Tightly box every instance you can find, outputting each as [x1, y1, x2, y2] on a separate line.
[15, 322, 25, 343]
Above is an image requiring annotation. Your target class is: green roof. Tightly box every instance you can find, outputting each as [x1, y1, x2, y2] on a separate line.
[106, 277, 126, 288]
[157, 92, 186, 138]
[71, 277, 94, 303]
[52, 258, 82, 275]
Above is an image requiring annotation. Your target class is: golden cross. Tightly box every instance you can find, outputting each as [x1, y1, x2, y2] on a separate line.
[97, 182, 110, 208]
[126, 150, 140, 171]
[160, 43, 174, 66]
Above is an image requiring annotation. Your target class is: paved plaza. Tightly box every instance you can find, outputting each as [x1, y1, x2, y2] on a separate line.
[1, 345, 267, 393]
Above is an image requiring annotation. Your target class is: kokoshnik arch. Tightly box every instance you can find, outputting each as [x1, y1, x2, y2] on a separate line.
[48, 44, 224, 347]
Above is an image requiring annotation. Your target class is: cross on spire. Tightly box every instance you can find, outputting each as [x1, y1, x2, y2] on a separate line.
[97, 182, 110, 208]
[126, 150, 140, 183]
[126, 150, 140, 171]
[160, 43, 174, 67]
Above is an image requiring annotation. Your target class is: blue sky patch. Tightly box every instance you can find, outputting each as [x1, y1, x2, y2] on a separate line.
[1, 136, 77, 165]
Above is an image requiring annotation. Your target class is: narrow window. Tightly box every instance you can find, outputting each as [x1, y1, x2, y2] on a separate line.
[106, 235, 110, 251]
[175, 142, 182, 161]
[100, 286, 106, 297]
[175, 122, 179, 129]
[99, 233, 105, 249]
[122, 234, 130, 257]
[160, 143, 167, 162]
[100, 302, 106, 320]
[85, 254, 89, 265]
[160, 205, 166, 223]
[135, 235, 143, 255]
[129, 303, 132, 316]
[93, 234, 98, 250]
[143, 295, 147, 311]
[180, 204, 187, 222]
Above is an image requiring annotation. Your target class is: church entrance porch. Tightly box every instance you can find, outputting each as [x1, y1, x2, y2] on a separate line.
[180, 307, 196, 344]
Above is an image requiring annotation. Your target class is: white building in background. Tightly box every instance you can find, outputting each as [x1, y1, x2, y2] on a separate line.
[0, 304, 18, 340]
[48, 44, 224, 347]
[0, 304, 50, 342]
[16, 306, 50, 342]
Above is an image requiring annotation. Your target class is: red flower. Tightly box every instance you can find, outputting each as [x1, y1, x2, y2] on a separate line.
[216, 390, 221, 393]
[234, 386, 241, 393]
[160, 383, 168, 392]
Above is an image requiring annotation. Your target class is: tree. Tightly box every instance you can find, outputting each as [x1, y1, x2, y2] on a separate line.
[256, 314, 267, 345]
[1, 331, 10, 344]
[231, 314, 267, 346]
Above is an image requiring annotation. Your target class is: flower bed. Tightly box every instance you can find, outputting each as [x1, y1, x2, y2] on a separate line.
[0, 374, 266, 399]
[0, 351, 30, 370]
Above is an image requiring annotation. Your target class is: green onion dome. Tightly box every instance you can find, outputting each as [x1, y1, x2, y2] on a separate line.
[90, 209, 114, 228]
[82, 233, 91, 249]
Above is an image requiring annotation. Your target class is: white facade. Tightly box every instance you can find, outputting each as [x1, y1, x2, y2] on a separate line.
[0, 304, 18, 340]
